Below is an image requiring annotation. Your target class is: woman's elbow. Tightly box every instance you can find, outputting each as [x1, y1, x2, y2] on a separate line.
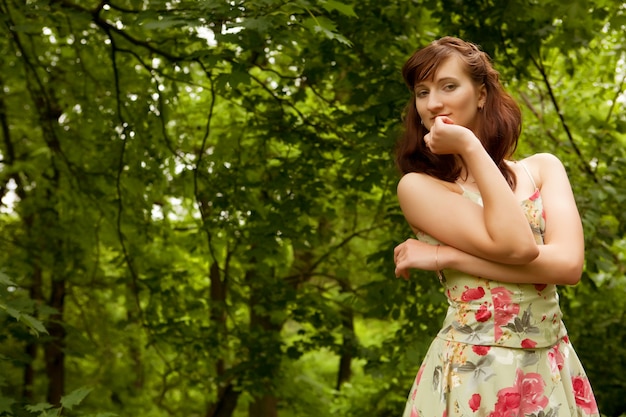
[505, 245, 540, 265]
[559, 258, 584, 285]
[523, 245, 540, 263]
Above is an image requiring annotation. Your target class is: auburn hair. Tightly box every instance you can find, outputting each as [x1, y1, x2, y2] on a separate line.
[395, 36, 521, 188]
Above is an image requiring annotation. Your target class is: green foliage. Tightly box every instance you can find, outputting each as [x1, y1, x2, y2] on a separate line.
[0, 0, 625, 416]
[6, 387, 106, 417]
[0, 272, 47, 337]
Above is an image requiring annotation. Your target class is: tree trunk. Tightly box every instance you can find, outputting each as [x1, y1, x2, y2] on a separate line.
[210, 261, 227, 376]
[22, 266, 43, 401]
[44, 278, 65, 406]
[22, 342, 36, 401]
[247, 269, 281, 417]
[248, 395, 278, 417]
[336, 306, 355, 390]
[206, 383, 240, 417]
[206, 261, 240, 417]
[336, 277, 357, 390]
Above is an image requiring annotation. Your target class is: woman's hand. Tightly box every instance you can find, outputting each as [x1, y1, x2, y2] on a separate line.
[394, 238, 439, 280]
[424, 116, 479, 155]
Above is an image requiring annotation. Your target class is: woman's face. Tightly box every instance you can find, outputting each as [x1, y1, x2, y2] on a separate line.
[414, 55, 486, 132]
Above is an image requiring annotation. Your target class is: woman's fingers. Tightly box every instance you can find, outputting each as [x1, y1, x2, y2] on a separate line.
[394, 241, 412, 280]
[393, 244, 401, 263]
[395, 264, 409, 280]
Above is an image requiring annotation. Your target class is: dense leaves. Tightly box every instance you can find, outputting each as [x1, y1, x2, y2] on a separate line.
[0, 0, 625, 416]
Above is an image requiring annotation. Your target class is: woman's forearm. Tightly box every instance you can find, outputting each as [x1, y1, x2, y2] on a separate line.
[439, 243, 583, 285]
[461, 144, 538, 261]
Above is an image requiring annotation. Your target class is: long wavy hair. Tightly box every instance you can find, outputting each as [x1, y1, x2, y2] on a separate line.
[395, 37, 521, 188]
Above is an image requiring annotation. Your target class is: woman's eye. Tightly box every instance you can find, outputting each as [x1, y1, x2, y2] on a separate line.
[444, 84, 457, 91]
[416, 90, 429, 98]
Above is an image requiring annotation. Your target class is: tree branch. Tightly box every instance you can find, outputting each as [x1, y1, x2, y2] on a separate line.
[517, 90, 561, 148]
[531, 54, 598, 183]
[605, 68, 626, 123]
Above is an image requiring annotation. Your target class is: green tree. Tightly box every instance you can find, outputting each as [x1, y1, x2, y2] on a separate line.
[0, 0, 625, 416]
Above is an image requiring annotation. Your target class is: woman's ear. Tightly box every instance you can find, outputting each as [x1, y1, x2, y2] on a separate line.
[478, 84, 487, 109]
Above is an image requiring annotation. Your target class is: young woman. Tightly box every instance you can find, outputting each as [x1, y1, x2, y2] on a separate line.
[393, 37, 599, 417]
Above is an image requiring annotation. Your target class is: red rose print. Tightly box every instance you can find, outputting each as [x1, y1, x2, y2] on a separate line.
[488, 389, 521, 417]
[462, 286, 486, 301]
[475, 304, 492, 322]
[469, 393, 481, 412]
[488, 369, 549, 417]
[534, 283, 547, 292]
[519, 371, 549, 414]
[472, 345, 490, 356]
[411, 365, 425, 400]
[416, 364, 425, 385]
[521, 339, 537, 348]
[572, 376, 599, 414]
[548, 345, 564, 373]
[492, 287, 520, 341]
[529, 189, 540, 201]
[410, 405, 419, 417]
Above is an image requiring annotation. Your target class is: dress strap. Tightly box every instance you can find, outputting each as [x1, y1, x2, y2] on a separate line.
[519, 161, 537, 189]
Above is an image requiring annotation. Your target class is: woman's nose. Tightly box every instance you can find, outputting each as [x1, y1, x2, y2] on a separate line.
[426, 92, 443, 112]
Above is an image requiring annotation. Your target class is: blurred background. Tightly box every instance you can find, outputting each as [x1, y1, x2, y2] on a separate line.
[0, 0, 625, 416]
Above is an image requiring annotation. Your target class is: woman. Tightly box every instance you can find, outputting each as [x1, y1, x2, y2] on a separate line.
[393, 37, 599, 417]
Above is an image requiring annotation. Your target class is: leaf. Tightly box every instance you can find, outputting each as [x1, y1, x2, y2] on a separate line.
[20, 314, 48, 336]
[455, 361, 477, 372]
[302, 16, 353, 46]
[0, 395, 15, 414]
[320, 0, 358, 18]
[476, 355, 494, 368]
[521, 351, 539, 367]
[60, 386, 93, 411]
[0, 271, 16, 287]
[229, 70, 251, 88]
[521, 305, 532, 327]
[141, 17, 191, 30]
[25, 402, 53, 412]
[451, 322, 475, 335]
[1, 304, 20, 320]
[503, 322, 518, 332]
[440, 325, 452, 334]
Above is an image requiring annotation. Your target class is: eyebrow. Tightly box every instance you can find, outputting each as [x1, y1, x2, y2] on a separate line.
[414, 76, 459, 89]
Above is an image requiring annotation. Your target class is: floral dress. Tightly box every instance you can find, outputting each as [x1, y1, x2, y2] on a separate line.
[402, 186, 599, 417]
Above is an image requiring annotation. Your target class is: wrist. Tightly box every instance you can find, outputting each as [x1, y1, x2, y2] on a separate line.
[437, 245, 454, 270]
[459, 132, 483, 156]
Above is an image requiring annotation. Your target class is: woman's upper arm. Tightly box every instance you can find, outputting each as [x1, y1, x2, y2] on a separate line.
[533, 153, 585, 280]
[396, 173, 534, 264]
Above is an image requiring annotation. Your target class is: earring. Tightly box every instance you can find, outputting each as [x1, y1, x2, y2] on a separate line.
[420, 119, 424, 125]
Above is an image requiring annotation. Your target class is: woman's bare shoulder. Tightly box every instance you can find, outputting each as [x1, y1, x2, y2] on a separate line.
[519, 152, 564, 168]
[518, 153, 567, 189]
[397, 172, 458, 196]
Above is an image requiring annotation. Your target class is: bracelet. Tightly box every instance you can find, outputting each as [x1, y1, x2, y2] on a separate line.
[435, 244, 445, 283]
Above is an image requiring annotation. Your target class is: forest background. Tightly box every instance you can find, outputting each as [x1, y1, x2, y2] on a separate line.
[1, 0, 625, 416]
